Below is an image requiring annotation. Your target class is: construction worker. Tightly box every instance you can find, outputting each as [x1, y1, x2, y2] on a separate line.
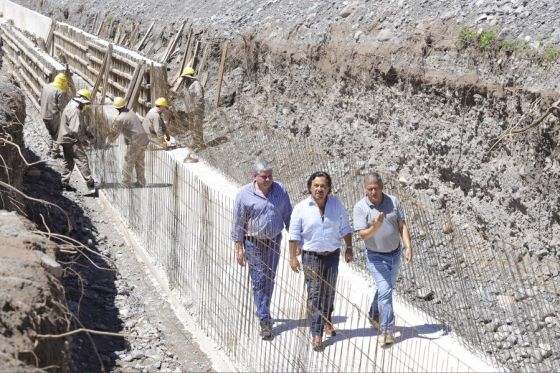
[40, 73, 70, 158]
[180, 67, 206, 151]
[142, 97, 170, 149]
[108, 97, 150, 187]
[57, 88, 95, 193]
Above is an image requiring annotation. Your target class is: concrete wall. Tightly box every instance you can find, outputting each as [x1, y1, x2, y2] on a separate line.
[2, 0, 51, 41]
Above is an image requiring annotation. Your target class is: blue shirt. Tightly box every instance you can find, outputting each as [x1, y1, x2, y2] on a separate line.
[231, 181, 292, 241]
[289, 195, 352, 252]
[353, 193, 405, 253]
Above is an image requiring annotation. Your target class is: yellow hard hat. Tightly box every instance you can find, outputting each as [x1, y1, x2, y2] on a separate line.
[77, 88, 92, 103]
[51, 73, 68, 92]
[181, 67, 196, 77]
[155, 97, 169, 107]
[113, 96, 126, 109]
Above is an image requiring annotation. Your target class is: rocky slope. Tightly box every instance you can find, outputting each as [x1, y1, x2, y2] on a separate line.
[7, 0, 560, 370]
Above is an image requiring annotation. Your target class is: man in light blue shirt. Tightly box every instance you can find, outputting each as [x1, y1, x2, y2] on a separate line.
[353, 172, 412, 346]
[289, 171, 353, 352]
[232, 160, 292, 341]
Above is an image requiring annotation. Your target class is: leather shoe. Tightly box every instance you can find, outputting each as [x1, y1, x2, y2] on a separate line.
[324, 323, 336, 337]
[312, 336, 324, 352]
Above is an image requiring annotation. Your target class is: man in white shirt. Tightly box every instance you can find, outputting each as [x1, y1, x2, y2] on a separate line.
[289, 171, 353, 352]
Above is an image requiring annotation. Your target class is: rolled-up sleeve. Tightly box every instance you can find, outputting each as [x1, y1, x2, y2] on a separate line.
[282, 190, 293, 231]
[288, 205, 302, 242]
[338, 201, 353, 236]
[353, 202, 368, 231]
[231, 192, 247, 241]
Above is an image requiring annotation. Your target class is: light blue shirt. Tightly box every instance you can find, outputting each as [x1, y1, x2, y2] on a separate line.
[231, 181, 292, 241]
[289, 195, 352, 252]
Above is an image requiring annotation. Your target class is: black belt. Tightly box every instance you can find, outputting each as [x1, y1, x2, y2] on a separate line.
[368, 246, 401, 255]
[245, 236, 275, 245]
[303, 248, 340, 257]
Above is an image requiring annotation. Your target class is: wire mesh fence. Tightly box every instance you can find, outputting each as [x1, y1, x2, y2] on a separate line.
[84, 105, 507, 372]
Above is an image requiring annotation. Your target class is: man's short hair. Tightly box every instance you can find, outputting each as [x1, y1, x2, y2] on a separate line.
[364, 172, 383, 185]
[307, 171, 332, 193]
[252, 159, 272, 176]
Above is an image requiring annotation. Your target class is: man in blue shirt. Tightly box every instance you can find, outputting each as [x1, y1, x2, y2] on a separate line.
[232, 160, 292, 341]
[289, 171, 353, 351]
[353, 172, 412, 346]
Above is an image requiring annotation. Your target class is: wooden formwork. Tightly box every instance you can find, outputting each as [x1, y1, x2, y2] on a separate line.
[53, 22, 167, 116]
[0, 22, 65, 109]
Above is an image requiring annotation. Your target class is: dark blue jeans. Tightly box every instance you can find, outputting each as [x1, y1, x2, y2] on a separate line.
[302, 249, 340, 337]
[244, 234, 282, 323]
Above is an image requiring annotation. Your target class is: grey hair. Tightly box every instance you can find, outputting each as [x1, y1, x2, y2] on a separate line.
[364, 172, 383, 185]
[252, 159, 272, 175]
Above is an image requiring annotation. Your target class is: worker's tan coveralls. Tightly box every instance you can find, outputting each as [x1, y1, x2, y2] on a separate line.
[57, 100, 94, 187]
[109, 108, 150, 185]
[142, 107, 168, 146]
[183, 78, 205, 150]
[40, 84, 68, 154]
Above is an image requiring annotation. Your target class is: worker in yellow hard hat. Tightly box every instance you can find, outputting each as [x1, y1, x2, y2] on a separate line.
[56, 88, 96, 193]
[180, 67, 206, 151]
[108, 97, 150, 187]
[142, 97, 171, 149]
[40, 72, 70, 158]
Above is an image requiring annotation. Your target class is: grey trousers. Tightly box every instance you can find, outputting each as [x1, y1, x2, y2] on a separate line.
[188, 110, 205, 150]
[43, 118, 60, 152]
[123, 143, 147, 185]
[61, 142, 93, 186]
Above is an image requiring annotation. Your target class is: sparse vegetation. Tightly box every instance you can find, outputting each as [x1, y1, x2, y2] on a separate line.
[540, 46, 560, 64]
[459, 26, 477, 42]
[479, 29, 498, 50]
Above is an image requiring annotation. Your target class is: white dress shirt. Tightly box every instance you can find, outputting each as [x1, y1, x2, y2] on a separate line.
[289, 195, 352, 252]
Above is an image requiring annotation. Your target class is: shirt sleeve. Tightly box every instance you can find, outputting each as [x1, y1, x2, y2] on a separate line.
[353, 201, 369, 231]
[395, 197, 405, 222]
[338, 199, 353, 236]
[231, 191, 247, 241]
[288, 204, 302, 241]
[282, 188, 293, 231]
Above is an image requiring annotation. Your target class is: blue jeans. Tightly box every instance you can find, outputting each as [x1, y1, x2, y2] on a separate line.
[302, 250, 340, 337]
[244, 234, 282, 323]
[366, 248, 402, 333]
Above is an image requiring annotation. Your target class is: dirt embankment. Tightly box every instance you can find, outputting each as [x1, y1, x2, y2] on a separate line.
[0, 210, 68, 371]
[0, 74, 68, 371]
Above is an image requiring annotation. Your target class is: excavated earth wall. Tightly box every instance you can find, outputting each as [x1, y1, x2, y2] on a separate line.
[0, 76, 67, 371]
[7, 0, 560, 370]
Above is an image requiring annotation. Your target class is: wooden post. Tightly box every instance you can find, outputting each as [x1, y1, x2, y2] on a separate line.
[124, 60, 145, 109]
[161, 20, 186, 63]
[215, 41, 229, 107]
[95, 14, 105, 36]
[170, 27, 193, 89]
[100, 44, 113, 104]
[136, 21, 154, 51]
[91, 12, 99, 34]
[45, 21, 55, 56]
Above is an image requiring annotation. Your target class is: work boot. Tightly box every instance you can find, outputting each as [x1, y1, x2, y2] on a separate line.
[259, 320, 273, 341]
[62, 182, 76, 192]
[85, 180, 96, 195]
[381, 333, 395, 347]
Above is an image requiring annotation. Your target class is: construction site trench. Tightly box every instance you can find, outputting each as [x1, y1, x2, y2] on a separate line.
[1, 0, 560, 371]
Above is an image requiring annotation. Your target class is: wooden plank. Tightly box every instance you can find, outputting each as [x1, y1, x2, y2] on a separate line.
[45, 22, 55, 55]
[53, 30, 88, 52]
[87, 54, 132, 80]
[190, 39, 202, 69]
[127, 62, 146, 111]
[100, 43, 114, 104]
[136, 21, 155, 51]
[95, 14, 105, 36]
[215, 41, 229, 107]
[128, 21, 140, 47]
[91, 44, 112, 103]
[170, 27, 193, 89]
[91, 12, 99, 34]
[124, 60, 143, 104]
[54, 44, 89, 67]
[162, 20, 186, 63]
